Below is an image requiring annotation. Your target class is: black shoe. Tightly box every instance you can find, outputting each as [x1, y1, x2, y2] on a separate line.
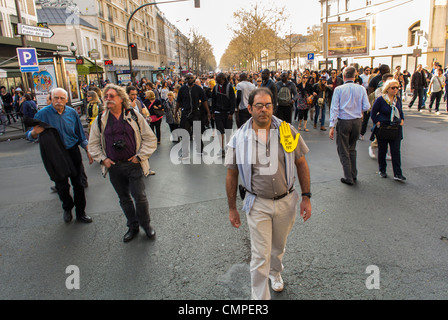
[63, 209, 73, 223]
[77, 214, 93, 223]
[379, 171, 387, 178]
[394, 175, 406, 182]
[50, 186, 58, 193]
[123, 228, 139, 242]
[144, 226, 156, 239]
[340, 178, 354, 185]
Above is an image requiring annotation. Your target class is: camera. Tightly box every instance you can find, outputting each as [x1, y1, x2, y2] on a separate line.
[112, 140, 126, 152]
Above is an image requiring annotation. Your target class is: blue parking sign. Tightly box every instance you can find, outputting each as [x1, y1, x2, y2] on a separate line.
[307, 53, 315, 61]
[17, 47, 39, 72]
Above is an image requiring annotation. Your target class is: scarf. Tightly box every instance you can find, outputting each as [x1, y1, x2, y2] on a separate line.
[382, 94, 401, 123]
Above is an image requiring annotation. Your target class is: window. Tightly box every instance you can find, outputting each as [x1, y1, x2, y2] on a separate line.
[408, 21, 421, 46]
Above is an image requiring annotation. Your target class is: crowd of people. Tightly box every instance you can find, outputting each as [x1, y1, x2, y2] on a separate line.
[6, 60, 445, 301]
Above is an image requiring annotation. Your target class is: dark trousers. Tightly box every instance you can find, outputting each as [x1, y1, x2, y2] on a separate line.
[181, 110, 204, 154]
[150, 119, 162, 143]
[4, 105, 16, 124]
[214, 112, 233, 134]
[336, 118, 362, 182]
[108, 161, 150, 230]
[360, 110, 371, 136]
[298, 109, 309, 121]
[169, 123, 180, 141]
[276, 105, 293, 123]
[429, 91, 442, 111]
[408, 88, 423, 110]
[54, 146, 86, 217]
[377, 136, 402, 176]
[237, 108, 251, 128]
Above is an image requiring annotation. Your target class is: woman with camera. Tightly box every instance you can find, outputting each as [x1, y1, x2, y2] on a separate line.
[371, 79, 406, 181]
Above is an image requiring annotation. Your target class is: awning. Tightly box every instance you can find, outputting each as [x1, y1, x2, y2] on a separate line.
[77, 57, 104, 75]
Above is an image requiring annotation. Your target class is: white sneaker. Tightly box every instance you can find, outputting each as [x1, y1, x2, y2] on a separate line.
[269, 274, 284, 292]
[359, 135, 364, 141]
[436, 111, 440, 115]
[369, 146, 376, 159]
[386, 153, 392, 161]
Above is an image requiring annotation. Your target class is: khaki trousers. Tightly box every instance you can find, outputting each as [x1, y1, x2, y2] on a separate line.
[247, 191, 298, 300]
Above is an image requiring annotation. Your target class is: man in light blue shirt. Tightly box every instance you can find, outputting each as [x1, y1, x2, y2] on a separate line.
[329, 66, 370, 185]
[27, 88, 93, 223]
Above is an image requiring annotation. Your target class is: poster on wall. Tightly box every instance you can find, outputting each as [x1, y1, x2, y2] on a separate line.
[64, 58, 80, 105]
[33, 59, 58, 107]
[117, 73, 131, 85]
[325, 21, 370, 58]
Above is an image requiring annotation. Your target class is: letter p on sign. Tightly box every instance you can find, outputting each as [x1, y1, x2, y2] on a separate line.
[17, 48, 37, 65]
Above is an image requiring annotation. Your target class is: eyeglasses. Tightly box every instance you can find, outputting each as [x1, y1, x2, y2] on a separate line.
[390, 86, 399, 90]
[253, 103, 273, 110]
[104, 94, 118, 99]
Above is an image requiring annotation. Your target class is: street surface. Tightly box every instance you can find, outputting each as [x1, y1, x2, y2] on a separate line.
[0, 104, 447, 300]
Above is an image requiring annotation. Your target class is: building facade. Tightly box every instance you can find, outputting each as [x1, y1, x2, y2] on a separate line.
[319, 0, 448, 72]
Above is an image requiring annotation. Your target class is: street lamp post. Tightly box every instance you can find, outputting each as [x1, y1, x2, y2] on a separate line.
[126, 0, 200, 84]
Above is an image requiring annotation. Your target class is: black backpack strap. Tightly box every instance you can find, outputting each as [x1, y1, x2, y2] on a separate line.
[97, 111, 103, 133]
[126, 108, 141, 133]
[97, 108, 141, 134]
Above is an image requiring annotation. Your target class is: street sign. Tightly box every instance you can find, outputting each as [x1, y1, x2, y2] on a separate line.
[16, 47, 39, 72]
[413, 49, 422, 58]
[307, 53, 315, 61]
[89, 49, 100, 60]
[17, 23, 54, 38]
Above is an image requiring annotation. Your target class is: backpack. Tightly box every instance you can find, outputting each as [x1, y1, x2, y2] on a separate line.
[277, 85, 291, 107]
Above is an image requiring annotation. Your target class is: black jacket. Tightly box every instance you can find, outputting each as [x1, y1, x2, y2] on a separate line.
[211, 82, 236, 114]
[411, 70, 425, 89]
[25, 118, 77, 182]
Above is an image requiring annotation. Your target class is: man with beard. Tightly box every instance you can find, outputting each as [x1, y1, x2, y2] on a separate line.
[88, 84, 158, 242]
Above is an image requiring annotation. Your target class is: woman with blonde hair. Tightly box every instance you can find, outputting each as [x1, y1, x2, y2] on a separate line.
[371, 79, 405, 181]
[86, 90, 102, 132]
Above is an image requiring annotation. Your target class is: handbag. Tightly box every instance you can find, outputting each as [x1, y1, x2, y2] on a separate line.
[153, 107, 164, 117]
[306, 95, 313, 105]
[376, 123, 399, 140]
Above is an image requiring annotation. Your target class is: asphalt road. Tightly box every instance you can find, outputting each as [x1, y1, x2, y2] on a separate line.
[0, 104, 447, 301]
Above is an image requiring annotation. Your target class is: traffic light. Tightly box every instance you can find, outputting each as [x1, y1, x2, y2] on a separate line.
[194, 0, 200, 8]
[129, 42, 138, 60]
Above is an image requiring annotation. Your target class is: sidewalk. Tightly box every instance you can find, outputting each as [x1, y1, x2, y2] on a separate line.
[0, 114, 89, 142]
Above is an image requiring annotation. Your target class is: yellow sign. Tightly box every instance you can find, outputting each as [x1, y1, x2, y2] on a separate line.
[280, 121, 300, 153]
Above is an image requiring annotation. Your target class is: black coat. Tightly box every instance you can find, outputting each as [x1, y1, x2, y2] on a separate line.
[25, 118, 77, 182]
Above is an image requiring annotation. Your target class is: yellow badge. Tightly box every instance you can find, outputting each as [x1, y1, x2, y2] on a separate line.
[280, 121, 300, 153]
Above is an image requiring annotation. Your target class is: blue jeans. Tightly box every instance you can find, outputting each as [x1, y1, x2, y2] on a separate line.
[108, 161, 151, 230]
[422, 88, 428, 107]
[314, 103, 326, 127]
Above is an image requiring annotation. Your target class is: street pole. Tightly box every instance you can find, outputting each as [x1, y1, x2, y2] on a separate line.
[126, 0, 196, 84]
[325, 0, 329, 71]
[14, 0, 33, 92]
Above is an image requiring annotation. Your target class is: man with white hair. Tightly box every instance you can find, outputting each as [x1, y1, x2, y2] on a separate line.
[27, 87, 93, 224]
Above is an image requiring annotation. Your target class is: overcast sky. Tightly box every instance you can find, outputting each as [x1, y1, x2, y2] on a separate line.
[162, 0, 322, 66]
